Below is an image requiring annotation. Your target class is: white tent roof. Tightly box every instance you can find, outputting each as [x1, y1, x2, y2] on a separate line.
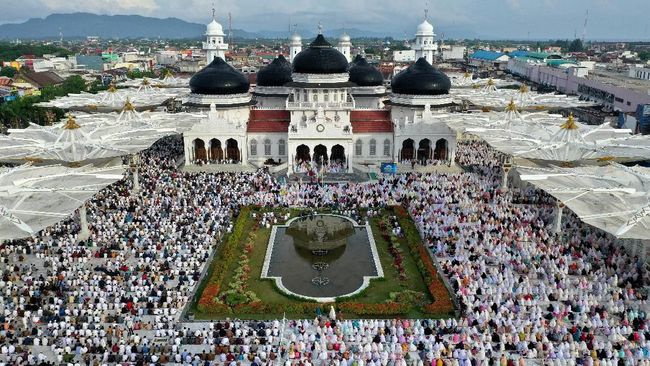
[120, 75, 189, 89]
[446, 109, 650, 162]
[35, 83, 189, 110]
[0, 113, 178, 163]
[517, 164, 650, 240]
[451, 84, 595, 110]
[0, 164, 125, 240]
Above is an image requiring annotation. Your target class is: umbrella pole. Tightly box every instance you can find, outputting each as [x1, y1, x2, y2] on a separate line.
[130, 154, 140, 194]
[554, 201, 564, 234]
[78, 203, 90, 240]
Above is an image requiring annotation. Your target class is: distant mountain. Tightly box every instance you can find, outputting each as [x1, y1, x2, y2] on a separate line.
[0, 13, 262, 40]
[0, 13, 404, 40]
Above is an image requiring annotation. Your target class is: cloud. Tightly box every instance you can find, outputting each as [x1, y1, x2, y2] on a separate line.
[0, 0, 647, 40]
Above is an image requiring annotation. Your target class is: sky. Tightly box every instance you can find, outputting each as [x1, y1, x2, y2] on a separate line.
[0, 0, 648, 40]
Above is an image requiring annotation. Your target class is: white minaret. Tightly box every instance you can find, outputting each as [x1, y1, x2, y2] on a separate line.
[337, 32, 352, 62]
[202, 8, 228, 62]
[413, 9, 437, 64]
[289, 32, 302, 63]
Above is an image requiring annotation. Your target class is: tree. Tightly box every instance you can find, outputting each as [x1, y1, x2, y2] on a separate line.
[0, 66, 17, 78]
[568, 39, 584, 53]
[638, 51, 650, 61]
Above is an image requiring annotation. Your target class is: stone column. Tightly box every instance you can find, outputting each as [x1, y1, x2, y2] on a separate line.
[554, 201, 564, 234]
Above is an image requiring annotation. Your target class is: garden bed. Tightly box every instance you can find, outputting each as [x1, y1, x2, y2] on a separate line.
[189, 206, 454, 319]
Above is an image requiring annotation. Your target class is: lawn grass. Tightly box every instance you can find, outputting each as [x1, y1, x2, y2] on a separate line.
[190, 206, 453, 319]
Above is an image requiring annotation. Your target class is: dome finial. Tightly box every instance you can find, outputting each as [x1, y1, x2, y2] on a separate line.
[318, 21, 323, 35]
[211, 1, 216, 20]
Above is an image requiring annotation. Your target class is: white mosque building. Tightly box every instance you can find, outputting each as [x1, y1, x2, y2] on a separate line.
[182, 15, 455, 174]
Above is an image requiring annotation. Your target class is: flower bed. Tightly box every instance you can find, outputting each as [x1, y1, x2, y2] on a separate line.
[192, 206, 455, 319]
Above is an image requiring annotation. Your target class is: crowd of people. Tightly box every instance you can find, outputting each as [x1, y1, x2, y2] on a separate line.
[0, 136, 647, 365]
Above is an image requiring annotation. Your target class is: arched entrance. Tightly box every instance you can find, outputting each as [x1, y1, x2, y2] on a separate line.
[434, 138, 448, 160]
[400, 139, 415, 161]
[194, 138, 206, 162]
[313, 144, 328, 165]
[226, 138, 240, 162]
[296, 144, 311, 162]
[330, 144, 346, 163]
[417, 139, 431, 163]
[210, 138, 223, 161]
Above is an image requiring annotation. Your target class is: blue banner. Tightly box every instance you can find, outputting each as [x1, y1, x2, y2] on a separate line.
[380, 162, 397, 174]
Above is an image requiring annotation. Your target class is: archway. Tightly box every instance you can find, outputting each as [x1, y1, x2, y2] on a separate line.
[330, 144, 346, 163]
[296, 144, 311, 162]
[417, 139, 431, 163]
[193, 138, 206, 162]
[434, 138, 448, 160]
[400, 139, 415, 161]
[210, 138, 223, 161]
[313, 144, 328, 165]
[226, 139, 240, 162]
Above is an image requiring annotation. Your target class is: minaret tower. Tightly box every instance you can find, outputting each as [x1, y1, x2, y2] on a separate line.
[203, 6, 228, 62]
[337, 32, 352, 62]
[413, 8, 437, 64]
[289, 31, 302, 63]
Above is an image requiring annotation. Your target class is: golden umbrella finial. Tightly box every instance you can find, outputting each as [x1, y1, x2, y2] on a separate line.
[560, 113, 579, 130]
[505, 99, 517, 112]
[164, 69, 173, 77]
[463, 71, 471, 78]
[519, 84, 529, 94]
[63, 114, 81, 130]
[108, 83, 117, 93]
[123, 97, 136, 112]
[487, 78, 495, 87]
[142, 78, 150, 86]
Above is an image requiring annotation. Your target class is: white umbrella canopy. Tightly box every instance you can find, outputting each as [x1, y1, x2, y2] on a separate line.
[35, 83, 189, 110]
[0, 163, 125, 240]
[451, 84, 595, 110]
[0, 114, 178, 163]
[517, 164, 650, 240]
[449, 111, 650, 162]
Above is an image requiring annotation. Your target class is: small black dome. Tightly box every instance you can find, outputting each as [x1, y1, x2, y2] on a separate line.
[292, 34, 349, 74]
[257, 55, 292, 87]
[351, 54, 364, 65]
[190, 57, 250, 95]
[391, 58, 451, 95]
[349, 57, 383, 87]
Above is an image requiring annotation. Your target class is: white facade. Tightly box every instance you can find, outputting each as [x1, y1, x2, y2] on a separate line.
[289, 33, 303, 63]
[203, 18, 228, 62]
[441, 46, 466, 61]
[336, 33, 352, 63]
[393, 50, 416, 62]
[183, 104, 249, 165]
[412, 19, 437, 64]
[629, 66, 650, 81]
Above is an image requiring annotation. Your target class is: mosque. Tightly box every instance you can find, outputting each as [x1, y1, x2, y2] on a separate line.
[182, 13, 457, 174]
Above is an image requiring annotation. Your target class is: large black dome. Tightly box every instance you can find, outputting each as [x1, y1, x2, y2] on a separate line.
[391, 58, 451, 95]
[190, 57, 250, 95]
[292, 34, 349, 74]
[257, 55, 292, 87]
[349, 56, 383, 87]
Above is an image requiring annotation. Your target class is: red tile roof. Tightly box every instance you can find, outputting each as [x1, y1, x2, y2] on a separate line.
[0, 77, 12, 87]
[350, 110, 393, 133]
[247, 109, 290, 133]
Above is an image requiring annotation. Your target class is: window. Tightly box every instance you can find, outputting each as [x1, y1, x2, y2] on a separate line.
[369, 139, 376, 156]
[355, 140, 363, 156]
[278, 139, 286, 156]
[264, 139, 271, 156]
[250, 139, 257, 156]
[324, 91, 329, 102]
[383, 139, 391, 156]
